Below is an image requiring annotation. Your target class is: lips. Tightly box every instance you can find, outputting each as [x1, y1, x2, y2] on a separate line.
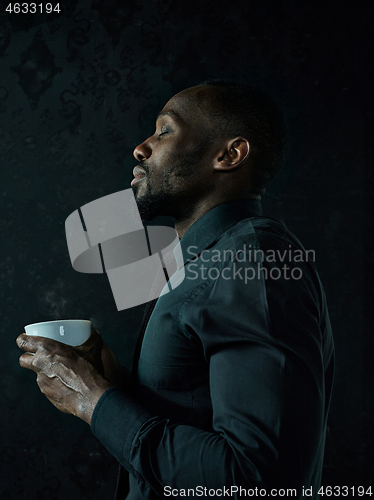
[131, 166, 146, 187]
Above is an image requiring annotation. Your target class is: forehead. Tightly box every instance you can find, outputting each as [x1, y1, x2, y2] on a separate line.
[158, 87, 216, 125]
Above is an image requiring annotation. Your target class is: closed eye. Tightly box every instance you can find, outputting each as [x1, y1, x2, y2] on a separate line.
[159, 126, 170, 136]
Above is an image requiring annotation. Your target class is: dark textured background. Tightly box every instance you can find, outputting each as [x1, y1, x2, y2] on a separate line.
[0, 0, 373, 498]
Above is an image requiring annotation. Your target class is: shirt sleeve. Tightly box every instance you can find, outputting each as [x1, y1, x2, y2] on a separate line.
[91, 248, 330, 497]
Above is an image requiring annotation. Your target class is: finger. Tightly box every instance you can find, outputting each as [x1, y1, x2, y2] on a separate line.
[16, 333, 38, 353]
[19, 352, 38, 371]
[16, 333, 68, 354]
[35, 374, 72, 414]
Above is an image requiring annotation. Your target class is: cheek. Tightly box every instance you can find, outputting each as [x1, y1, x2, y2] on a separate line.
[149, 141, 205, 189]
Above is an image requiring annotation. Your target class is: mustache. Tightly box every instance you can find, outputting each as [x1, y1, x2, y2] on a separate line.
[138, 161, 150, 174]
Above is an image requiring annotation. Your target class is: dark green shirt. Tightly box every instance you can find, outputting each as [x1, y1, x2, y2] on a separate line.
[92, 199, 334, 500]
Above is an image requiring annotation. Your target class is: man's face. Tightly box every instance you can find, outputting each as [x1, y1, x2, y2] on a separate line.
[131, 88, 217, 221]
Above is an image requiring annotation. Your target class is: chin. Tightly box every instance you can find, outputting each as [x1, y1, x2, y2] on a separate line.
[136, 195, 174, 222]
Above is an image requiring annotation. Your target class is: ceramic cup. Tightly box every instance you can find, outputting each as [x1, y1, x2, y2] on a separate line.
[24, 319, 91, 347]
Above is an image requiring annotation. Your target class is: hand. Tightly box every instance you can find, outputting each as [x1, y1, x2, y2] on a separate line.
[16, 331, 113, 425]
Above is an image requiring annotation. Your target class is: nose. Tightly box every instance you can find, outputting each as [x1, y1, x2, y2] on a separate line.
[133, 138, 152, 162]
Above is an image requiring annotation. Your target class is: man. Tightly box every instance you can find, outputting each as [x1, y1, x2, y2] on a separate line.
[17, 81, 334, 499]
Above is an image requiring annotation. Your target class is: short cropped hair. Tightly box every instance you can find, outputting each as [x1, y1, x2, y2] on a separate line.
[197, 80, 289, 190]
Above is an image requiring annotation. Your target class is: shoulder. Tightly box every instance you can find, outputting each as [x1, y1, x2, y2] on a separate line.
[182, 214, 325, 323]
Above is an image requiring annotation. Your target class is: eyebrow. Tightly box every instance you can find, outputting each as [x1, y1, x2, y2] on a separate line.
[156, 110, 183, 122]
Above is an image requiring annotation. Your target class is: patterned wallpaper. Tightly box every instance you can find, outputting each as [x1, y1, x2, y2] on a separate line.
[0, 0, 372, 497]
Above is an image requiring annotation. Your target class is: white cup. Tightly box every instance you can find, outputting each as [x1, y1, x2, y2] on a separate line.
[24, 319, 92, 347]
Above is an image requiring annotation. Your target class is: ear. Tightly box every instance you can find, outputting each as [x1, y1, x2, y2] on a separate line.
[214, 138, 250, 171]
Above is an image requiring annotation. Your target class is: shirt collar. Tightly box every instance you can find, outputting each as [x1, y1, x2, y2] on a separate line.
[175, 199, 262, 267]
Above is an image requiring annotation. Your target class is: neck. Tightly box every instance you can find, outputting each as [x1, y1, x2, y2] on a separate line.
[174, 193, 261, 239]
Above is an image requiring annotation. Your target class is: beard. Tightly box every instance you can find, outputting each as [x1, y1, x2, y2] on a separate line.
[132, 156, 200, 222]
[133, 183, 173, 222]
[132, 139, 210, 222]
[131, 162, 178, 222]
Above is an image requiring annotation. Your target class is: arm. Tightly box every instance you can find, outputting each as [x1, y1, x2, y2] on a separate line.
[17, 257, 329, 494]
[91, 256, 327, 495]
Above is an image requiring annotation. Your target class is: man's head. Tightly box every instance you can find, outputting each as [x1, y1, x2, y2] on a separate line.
[132, 80, 288, 223]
